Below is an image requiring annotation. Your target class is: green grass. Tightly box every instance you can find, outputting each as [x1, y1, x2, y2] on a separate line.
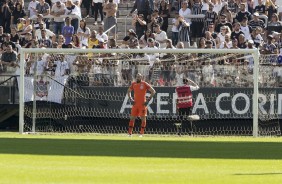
[0, 133, 282, 184]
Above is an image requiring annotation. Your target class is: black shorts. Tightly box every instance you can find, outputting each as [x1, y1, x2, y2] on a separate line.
[178, 107, 191, 120]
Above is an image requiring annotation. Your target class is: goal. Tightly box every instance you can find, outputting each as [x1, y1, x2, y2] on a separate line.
[18, 48, 281, 136]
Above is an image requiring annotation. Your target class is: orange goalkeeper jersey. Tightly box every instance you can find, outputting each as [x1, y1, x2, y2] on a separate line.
[130, 81, 150, 105]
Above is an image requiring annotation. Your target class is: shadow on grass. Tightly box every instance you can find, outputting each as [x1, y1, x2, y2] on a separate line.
[234, 173, 282, 175]
[0, 138, 282, 159]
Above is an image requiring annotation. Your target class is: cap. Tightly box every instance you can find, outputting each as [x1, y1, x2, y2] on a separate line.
[247, 40, 254, 44]
[268, 35, 274, 39]
[253, 12, 259, 16]
[272, 31, 281, 37]
[56, 0, 61, 3]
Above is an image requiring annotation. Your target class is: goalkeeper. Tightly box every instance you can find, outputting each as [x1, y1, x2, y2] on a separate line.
[127, 73, 156, 137]
[176, 78, 199, 135]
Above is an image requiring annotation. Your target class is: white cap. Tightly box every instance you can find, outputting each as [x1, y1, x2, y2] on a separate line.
[98, 38, 105, 43]
[253, 12, 259, 16]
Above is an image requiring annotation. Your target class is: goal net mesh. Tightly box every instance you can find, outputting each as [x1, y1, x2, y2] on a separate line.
[20, 49, 281, 136]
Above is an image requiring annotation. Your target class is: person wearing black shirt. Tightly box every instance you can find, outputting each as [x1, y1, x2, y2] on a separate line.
[215, 14, 232, 33]
[235, 3, 252, 23]
[231, 22, 244, 41]
[254, 0, 266, 15]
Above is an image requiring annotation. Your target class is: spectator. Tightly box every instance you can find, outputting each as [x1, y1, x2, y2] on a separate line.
[251, 27, 263, 48]
[62, 17, 74, 44]
[2, 34, 16, 50]
[238, 34, 247, 48]
[231, 22, 244, 41]
[103, 0, 118, 37]
[33, 14, 45, 30]
[139, 29, 155, 47]
[54, 55, 69, 76]
[147, 10, 163, 33]
[266, 0, 278, 21]
[171, 13, 179, 46]
[36, 0, 50, 29]
[240, 16, 252, 40]
[50, 0, 66, 35]
[235, 3, 252, 22]
[11, 3, 26, 26]
[130, 0, 152, 22]
[261, 35, 277, 54]
[65, 0, 81, 33]
[2, 0, 14, 33]
[154, 23, 167, 48]
[227, 0, 239, 15]
[96, 26, 108, 44]
[215, 14, 232, 33]
[82, 0, 92, 18]
[77, 19, 90, 48]
[177, 15, 190, 48]
[0, 44, 17, 73]
[218, 2, 232, 23]
[71, 34, 81, 48]
[190, 0, 204, 41]
[92, 0, 104, 25]
[159, 0, 169, 32]
[38, 29, 52, 47]
[179, 1, 191, 26]
[267, 13, 282, 34]
[35, 22, 55, 40]
[204, 3, 218, 33]
[254, 0, 266, 15]
[132, 14, 147, 39]
[128, 29, 139, 49]
[88, 30, 99, 49]
[0, 26, 5, 44]
[10, 27, 20, 43]
[249, 12, 265, 30]
[18, 18, 33, 37]
[212, 0, 222, 14]
[28, 0, 39, 19]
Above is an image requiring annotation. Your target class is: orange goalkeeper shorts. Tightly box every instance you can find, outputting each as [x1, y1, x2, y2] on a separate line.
[131, 105, 147, 117]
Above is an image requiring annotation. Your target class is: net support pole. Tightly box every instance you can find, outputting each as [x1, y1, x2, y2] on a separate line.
[253, 49, 259, 137]
[19, 49, 25, 134]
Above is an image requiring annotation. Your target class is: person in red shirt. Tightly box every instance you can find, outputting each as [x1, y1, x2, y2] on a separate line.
[127, 73, 156, 137]
[176, 78, 199, 136]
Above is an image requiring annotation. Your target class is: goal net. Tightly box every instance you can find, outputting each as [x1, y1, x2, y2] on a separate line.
[18, 48, 281, 136]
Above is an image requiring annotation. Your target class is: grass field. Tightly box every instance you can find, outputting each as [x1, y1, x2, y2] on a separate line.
[0, 132, 282, 184]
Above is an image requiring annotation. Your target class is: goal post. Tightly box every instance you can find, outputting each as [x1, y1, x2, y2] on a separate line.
[18, 48, 271, 136]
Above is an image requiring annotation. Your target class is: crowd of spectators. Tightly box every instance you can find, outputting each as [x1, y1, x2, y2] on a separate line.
[0, 0, 281, 88]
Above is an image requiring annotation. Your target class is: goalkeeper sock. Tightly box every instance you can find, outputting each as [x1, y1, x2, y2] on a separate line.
[128, 120, 134, 135]
[140, 121, 146, 135]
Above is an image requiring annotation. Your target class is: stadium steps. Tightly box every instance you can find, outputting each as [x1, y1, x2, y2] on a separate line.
[0, 106, 18, 123]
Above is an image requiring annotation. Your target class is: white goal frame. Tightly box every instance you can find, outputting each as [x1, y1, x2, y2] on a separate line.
[19, 48, 260, 136]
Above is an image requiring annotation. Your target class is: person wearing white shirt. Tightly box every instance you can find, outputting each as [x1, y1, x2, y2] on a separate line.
[35, 23, 55, 40]
[65, 0, 82, 33]
[77, 19, 90, 47]
[143, 38, 159, 66]
[96, 26, 108, 45]
[54, 58, 69, 77]
[179, 1, 191, 24]
[28, 0, 39, 18]
[50, 1, 66, 35]
[154, 24, 168, 48]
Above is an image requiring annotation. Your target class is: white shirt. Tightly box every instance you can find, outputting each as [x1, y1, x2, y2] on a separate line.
[35, 29, 55, 40]
[154, 31, 168, 48]
[65, 5, 81, 19]
[96, 33, 109, 43]
[172, 18, 179, 32]
[213, 2, 222, 14]
[55, 60, 69, 76]
[28, 1, 39, 18]
[179, 8, 191, 24]
[30, 60, 47, 75]
[143, 46, 159, 65]
[77, 27, 90, 47]
[51, 3, 66, 22]
[240, 25, 252, 41]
